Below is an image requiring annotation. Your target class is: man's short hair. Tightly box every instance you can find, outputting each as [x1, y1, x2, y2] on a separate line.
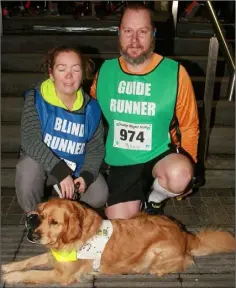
[119, 3, 155, 29]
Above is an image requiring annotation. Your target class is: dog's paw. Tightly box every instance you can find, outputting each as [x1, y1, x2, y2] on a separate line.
[3, 271, 23, 284]
[2, 263, 19, 274]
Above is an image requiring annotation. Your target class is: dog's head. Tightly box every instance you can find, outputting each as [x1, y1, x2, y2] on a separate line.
[30, 199, 89, 249]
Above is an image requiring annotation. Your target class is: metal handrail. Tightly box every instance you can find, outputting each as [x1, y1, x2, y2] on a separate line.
[171, 1, 235, 101]
[172, 1, 179, 34]
[171, 1, 235, 165]
[201, 36, 219, 162]
[205, 1, 235, 101]
[227, 71, 235, 101]
[0, 1, 2, 36]
[205, 1, 235, 73]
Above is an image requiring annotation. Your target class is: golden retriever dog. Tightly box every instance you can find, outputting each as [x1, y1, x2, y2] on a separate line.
[2, 198, 235, 285]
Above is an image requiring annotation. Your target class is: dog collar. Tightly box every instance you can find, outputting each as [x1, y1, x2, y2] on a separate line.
[51, 248, 77, 262]
[51, 220, 113, 270]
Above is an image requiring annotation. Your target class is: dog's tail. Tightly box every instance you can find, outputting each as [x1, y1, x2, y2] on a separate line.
[187, 229, 235, 257]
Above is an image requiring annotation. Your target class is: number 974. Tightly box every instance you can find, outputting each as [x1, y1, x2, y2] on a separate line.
[120, 129, 144, 143]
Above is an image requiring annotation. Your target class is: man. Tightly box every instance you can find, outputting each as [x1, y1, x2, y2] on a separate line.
[90, 3, 199, 219]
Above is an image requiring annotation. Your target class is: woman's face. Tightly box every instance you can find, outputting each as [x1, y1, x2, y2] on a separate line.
[50, 51, 83, 96]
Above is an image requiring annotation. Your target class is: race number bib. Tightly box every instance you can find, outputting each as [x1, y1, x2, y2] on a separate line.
[113, 120, 152, 151]
[61, 158, 77, 171]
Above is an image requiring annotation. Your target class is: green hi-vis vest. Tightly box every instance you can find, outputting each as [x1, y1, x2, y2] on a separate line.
[97, 57, 179, 166]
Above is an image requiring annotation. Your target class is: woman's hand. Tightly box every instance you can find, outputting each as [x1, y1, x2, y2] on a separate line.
[74, 177, 87, 193]
[59, 175, 75, 199]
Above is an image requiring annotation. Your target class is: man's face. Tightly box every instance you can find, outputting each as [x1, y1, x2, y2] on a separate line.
[119, 9, 155, 65]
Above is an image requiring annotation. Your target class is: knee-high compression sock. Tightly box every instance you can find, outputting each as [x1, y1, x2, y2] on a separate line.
[148, 178, 182, 203]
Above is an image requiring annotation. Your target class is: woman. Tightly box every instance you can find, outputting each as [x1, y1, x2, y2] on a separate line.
[16, 46, 108, 218]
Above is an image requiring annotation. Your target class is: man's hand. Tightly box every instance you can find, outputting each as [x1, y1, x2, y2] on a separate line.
[59, 175, 75, 199]
[74, 177, 87, 193]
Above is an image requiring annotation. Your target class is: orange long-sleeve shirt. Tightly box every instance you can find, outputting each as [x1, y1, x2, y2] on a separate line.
[90, 54, 199, 162]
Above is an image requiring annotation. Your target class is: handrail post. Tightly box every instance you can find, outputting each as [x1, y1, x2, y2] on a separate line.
[199, 37, 219, 162]
[0, 1, 2, 36]
[227, 71, 235, 102]
[172, 1, 179, 35]
[205, 1, 235, 74]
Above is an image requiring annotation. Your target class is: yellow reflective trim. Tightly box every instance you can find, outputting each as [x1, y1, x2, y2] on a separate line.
[51, 248, 77, 262]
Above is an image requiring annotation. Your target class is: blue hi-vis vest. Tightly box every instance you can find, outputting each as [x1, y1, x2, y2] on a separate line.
[27, 89, 101, 177]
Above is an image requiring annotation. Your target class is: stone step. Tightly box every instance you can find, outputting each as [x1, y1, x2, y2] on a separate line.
[2, 35, 235, 56]
[2, 153, 235, 170]
[95, 274, 235, 288]
[2, 12, 171, 34]
[1, 153, 234, 189]
[205, 154, 235, 170]
[206, 100, 235, 127]
[1, 53, 230, 77]
[206, 126, 235, 154]
[176, 22, 235, 39]
[2, 98, 234, 127]
[1, 72, 230, 100]
[1, 122, 234, 153]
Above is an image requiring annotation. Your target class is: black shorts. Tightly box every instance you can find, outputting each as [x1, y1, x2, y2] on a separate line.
[106, 145, 179, 207]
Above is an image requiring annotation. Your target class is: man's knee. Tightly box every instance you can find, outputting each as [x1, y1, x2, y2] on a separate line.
[105, 200, 141, 219]
[167, 165, 193, 193]
[153, 154, 193, 193]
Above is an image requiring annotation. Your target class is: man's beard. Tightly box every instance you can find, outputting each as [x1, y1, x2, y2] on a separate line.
[119, 38, 155, 65]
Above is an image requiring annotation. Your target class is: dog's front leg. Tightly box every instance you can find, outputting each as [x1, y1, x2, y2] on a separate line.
[2, 253, 49, 274]
[3, 269, 64, 285]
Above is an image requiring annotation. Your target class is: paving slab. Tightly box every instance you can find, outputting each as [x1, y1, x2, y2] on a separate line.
[1, 189, 235, 228]
[180, 273, 235, 288]
[1, 188, 234, 288]
[94, 274, 181, 287]
[1, 226, 25, 264]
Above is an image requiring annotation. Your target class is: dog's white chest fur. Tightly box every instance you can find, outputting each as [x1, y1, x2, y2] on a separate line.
[77, 220, 113, 270]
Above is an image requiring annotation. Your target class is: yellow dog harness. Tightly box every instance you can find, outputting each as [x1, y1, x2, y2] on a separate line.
[51, 220, 113, 270]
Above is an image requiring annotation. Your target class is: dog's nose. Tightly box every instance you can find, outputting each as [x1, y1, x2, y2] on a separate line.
[32, 232, 41, 241]
[25, 214, 41, 230]
[25, 214, 41, 243]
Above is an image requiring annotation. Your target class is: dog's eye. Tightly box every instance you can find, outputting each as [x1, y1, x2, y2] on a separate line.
[50, 219, 58, 226]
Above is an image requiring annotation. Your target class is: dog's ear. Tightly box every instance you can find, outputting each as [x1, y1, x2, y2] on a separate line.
[62, 213, 82, 244]
[62, 202, 84, 244]
[36, 202, 47, 214]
